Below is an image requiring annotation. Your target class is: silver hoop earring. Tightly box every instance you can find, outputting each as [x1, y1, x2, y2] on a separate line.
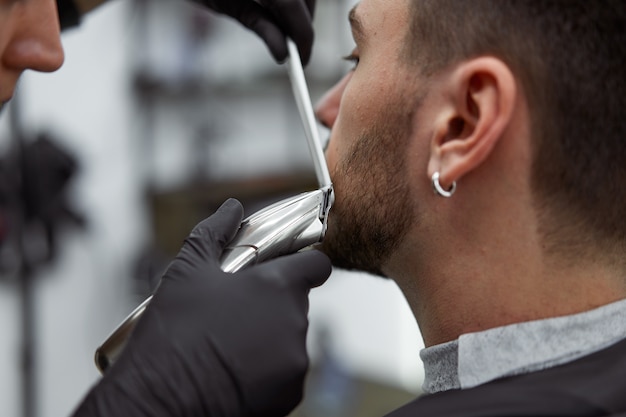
[432, 172, 456, 198]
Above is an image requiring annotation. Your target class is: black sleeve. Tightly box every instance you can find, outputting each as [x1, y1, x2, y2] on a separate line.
[56, 0, 81, 30]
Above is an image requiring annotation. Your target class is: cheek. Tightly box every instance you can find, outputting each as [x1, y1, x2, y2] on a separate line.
[338, 69, 396, 132]
[327, 78, 369, 146]
[325, 130, 341, 177]
[324, 67, 398, 174]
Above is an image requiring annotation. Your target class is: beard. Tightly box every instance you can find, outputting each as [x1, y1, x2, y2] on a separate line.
[320, 98, 418, 277]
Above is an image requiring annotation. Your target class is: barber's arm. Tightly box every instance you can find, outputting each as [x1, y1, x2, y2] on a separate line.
[56, 0, 317, 64]
[71, 199, 332, 417]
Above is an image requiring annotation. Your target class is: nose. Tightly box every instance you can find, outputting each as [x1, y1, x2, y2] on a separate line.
[3, 0, 65, 74]
[315, 72, 352, 129]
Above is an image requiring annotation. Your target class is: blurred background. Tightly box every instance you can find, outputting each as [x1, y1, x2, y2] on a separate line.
[0, 1, 424, 416]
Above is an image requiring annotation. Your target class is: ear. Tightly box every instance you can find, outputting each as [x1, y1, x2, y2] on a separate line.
[427, 57, 517, 189]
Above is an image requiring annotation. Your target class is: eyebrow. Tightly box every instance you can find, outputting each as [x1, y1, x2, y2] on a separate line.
[348, 5, 365, 43]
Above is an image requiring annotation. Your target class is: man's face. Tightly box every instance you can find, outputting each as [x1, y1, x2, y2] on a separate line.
[316, 0, 425, 276]
[0, 0, 64, 108]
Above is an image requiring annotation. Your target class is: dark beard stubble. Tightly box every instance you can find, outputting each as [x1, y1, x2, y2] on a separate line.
[320, 96, 420, 277]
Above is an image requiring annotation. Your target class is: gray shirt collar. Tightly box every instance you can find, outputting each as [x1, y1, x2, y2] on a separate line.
[420, 298, 626, 394]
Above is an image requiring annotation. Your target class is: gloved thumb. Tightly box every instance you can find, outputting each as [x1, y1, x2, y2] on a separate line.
[176, 199, 244, 269]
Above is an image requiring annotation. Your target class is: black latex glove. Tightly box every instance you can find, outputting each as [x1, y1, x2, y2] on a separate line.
[72, 198, 332, 417]
[198, 0, 316, 65]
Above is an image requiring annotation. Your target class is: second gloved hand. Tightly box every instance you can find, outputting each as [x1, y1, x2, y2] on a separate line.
[196, 0, 316, 64]
[73, 198, 332, 417]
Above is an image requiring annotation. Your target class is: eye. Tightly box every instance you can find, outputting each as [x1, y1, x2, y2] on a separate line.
[342, 49, 360, 71]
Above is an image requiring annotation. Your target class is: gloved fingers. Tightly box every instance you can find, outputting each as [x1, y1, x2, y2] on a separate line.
[179, 198, 244, 268]
[253, 250, 332, 291]
[260, 0, 315, 65]
[213, 1, 288, 63]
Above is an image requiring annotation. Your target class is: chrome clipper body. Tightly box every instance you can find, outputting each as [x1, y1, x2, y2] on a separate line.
[94, 40, 333, 373]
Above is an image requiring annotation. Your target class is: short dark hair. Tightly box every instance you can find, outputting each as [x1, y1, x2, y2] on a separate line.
[407, 0, 626, 262]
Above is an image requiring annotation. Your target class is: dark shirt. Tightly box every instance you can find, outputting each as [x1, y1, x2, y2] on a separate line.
[387, 337, 626, 417]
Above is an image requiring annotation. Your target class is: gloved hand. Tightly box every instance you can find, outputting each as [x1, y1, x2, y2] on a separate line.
[72, 198, 332, 417]
[197, 0, 316, 65]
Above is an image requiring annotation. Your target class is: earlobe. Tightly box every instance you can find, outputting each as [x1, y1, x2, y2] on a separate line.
[428, 57, 517, 189]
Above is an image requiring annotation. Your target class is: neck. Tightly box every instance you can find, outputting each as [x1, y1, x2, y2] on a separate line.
[385, 182, 626, 348]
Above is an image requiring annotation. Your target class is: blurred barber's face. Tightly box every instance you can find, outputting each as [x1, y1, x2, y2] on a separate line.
[316, 0, 423, 276]
[0, 0, 64, 107]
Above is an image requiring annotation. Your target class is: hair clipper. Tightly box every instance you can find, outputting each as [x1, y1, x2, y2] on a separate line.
[94, 40, 333, 373]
